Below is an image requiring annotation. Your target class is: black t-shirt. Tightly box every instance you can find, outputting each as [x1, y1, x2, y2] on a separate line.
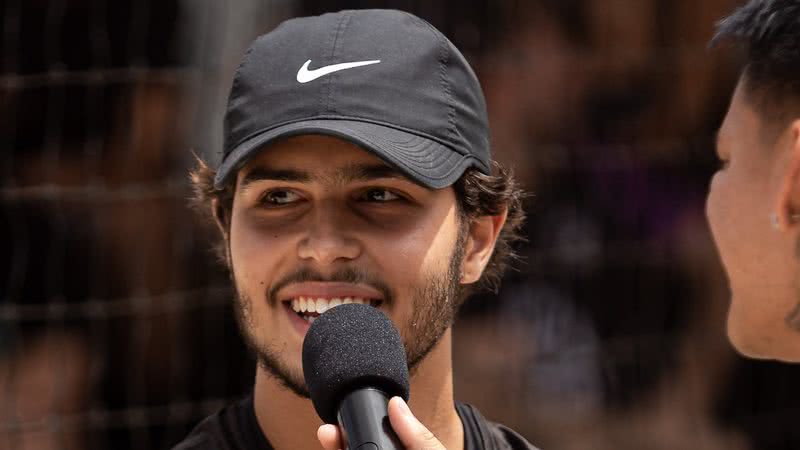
[172, 395, 539, 450]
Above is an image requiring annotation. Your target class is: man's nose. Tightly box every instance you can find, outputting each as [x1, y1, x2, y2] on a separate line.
[296, 203, 361, 265]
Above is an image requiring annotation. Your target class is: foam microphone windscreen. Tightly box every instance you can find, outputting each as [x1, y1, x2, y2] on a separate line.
[302, 303, 410, 424]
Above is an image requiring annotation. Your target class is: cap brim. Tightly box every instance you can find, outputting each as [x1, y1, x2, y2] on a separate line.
[214, 119, 484, 190]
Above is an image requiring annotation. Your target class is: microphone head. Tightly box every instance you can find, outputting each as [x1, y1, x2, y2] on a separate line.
[302, 303, 410, 424]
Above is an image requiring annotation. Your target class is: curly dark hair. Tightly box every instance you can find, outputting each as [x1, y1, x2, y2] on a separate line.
[189, 156, 526, 295]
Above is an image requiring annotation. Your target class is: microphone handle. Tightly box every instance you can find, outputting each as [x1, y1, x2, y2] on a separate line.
[337, 388, 404, 450]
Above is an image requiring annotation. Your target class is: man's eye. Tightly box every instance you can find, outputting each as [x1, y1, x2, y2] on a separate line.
[362, 188, 401, 202]
[718, 159, 730, 170]
[260, 190, 301, 206]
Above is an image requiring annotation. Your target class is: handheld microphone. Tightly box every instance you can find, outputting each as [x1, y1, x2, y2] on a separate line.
[302, 303, 409, 450]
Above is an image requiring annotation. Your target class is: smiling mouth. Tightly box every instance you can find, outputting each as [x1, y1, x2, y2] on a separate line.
[286, 297, 383, 324]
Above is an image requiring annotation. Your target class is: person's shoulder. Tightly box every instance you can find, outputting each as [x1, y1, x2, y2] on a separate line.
[171, 396, 269, 450]
[456, 402, 541, 450]
[171, 424, 216, 450]
[171, 408, 228, 450]
[486, 421, 541, 450]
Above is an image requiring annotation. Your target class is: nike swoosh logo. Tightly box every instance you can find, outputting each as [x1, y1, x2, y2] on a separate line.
[296, 59, 381, 83]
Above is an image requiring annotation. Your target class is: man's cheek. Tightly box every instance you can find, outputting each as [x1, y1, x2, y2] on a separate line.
[232, 227, 282, 272]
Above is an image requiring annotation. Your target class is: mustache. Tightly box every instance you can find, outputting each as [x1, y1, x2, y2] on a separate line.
[268, 267, 394, 305]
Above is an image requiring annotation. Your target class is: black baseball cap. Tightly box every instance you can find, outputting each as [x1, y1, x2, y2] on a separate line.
[215, 9, 491, 190]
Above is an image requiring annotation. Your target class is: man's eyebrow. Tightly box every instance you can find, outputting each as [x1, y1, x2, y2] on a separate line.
[238, 168, 311, 191]
[236, 163, 421, 191]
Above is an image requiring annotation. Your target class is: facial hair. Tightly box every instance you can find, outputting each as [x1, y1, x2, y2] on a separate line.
[232, 224, 468, 399]
[405, 226, 467, 370]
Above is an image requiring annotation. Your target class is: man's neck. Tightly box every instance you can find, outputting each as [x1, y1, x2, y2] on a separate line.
[253, 329, 463, 450]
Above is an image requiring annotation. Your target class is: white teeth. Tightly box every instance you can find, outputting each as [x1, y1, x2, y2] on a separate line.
[292, 298, 301, 313]
[308, 316, 316, 324]
[289, 296, 378, 315]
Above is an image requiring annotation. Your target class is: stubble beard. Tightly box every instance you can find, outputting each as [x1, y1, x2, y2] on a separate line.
[232, 226, 468, 399]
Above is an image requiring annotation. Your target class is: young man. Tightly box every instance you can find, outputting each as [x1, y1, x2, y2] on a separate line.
[173, 9, 536, 450]
[707, 0, 800, 361]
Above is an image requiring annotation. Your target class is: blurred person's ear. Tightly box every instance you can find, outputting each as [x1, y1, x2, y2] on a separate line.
[774, 119, 800, 231]
[460, 209, 508, 284]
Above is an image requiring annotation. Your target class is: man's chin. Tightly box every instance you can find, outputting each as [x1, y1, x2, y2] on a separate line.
[732, 343, 800, 363]
[727, 313, 800, 362]
[251, 348, 311, 398]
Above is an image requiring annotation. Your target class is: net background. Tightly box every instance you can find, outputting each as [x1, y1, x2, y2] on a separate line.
[3, 0, 800, 449]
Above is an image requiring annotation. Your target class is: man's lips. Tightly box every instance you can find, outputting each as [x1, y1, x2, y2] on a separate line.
[276, 282, 385, 303]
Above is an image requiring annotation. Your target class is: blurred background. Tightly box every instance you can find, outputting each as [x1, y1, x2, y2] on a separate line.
[2, 0, 800, 449]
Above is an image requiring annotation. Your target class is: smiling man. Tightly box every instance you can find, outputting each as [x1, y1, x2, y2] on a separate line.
[172, 9, 536, 450]
[707, 0, 800, 361]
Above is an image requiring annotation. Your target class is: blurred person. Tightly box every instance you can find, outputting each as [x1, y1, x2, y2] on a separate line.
[0, 332, 88, 450]
[707, 0, 800, 361]
[173, 9, 536, 450]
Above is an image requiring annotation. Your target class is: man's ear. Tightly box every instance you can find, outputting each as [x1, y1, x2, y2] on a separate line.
[460, 209, 508, 284]
[211, 198, 230, 238]
[774, 119, 800, 231]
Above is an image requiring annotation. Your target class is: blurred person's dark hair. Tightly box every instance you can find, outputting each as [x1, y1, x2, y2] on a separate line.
[711, 0, 800, 139]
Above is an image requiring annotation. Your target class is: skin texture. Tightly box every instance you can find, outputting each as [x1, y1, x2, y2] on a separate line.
[215, 134, 507, 449]
[706, 79, 800, 361]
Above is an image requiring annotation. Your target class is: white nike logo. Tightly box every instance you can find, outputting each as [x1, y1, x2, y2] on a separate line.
[296, 59, 381, 83]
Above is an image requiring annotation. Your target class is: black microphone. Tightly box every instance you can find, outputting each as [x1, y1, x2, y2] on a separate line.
[302, 303, 409, 450]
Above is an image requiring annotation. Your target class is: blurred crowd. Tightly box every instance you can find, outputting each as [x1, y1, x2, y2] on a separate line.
[3, 1, 800, 449]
